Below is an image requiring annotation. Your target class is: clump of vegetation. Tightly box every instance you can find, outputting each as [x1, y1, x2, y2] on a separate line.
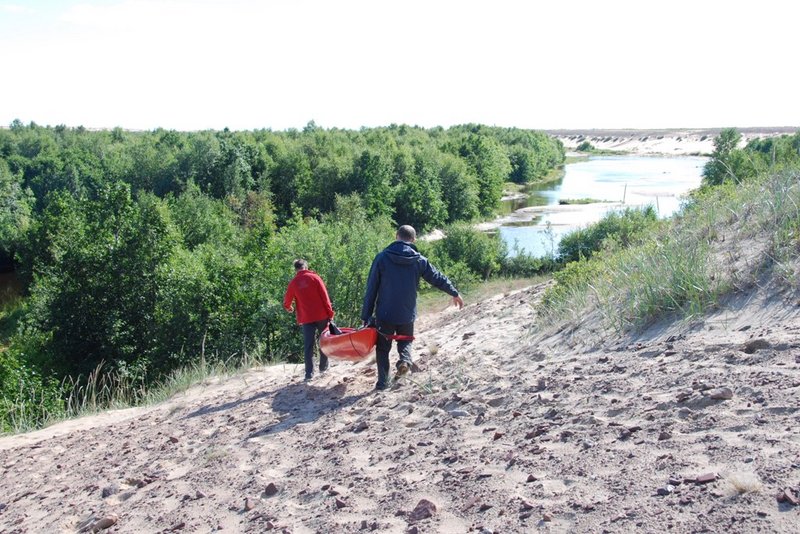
[557, 205, 658, 264]
[702, 127, 800, 186]
[725, 472, 763, 496]
[558, 198, 606, 205]
[576, 140, 595, 152]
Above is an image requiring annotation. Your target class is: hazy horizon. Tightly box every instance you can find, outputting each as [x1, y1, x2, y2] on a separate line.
[2, 1, 798, 132]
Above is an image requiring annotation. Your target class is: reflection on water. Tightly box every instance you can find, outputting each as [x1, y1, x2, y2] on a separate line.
[499, 174, 564, 215]
[497, 155, 707, 257]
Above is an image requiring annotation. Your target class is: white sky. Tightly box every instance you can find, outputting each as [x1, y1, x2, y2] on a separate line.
[1, 0, 798, 132]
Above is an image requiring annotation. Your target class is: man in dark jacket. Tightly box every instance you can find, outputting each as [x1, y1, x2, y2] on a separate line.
[284, 259, 335, 381]
[362, 225, 464, 390]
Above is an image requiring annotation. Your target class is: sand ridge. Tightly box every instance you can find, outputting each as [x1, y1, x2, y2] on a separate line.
[547, 127, 797, 156]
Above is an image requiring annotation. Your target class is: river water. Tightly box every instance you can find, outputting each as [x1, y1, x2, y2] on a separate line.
[495, 155, 708, 257]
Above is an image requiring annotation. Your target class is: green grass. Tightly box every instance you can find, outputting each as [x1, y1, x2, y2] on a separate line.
[2, 352, 276, 435]
[565, 155, 589, 164]
[541, 166, 800, 331]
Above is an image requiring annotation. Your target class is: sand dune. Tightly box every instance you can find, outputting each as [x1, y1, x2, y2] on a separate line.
[547, 127, 797, 156]
[1, 277, 799, 532]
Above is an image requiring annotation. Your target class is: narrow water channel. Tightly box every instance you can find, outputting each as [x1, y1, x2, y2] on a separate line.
[494, 155, 708, 257]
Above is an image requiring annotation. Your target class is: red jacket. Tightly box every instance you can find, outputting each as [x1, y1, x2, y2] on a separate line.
[283, 270, 334, 325]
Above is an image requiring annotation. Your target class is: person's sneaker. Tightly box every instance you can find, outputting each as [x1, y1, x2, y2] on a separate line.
[396, 361, 410, 377]
[375, 382, 388, 391]
[304, 375, 313, 382]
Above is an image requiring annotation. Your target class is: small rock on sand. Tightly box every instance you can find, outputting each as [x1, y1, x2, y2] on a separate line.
[408, 499, 437, 522]
[353, 421, 369, 433]
[706, 387, 733, 400]
[89, 513, 118, 532]
[657, 485, 676, 496]
[695, 473, 719, 484]
[743, 338, 771, 354]
[101, 485, 119, 498]
[776, 488, 799, 505]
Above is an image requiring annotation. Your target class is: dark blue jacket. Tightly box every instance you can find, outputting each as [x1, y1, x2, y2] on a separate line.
[361, 241, 459, 324]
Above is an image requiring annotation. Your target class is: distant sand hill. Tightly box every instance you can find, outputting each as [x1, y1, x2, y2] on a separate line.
[546, 127, 798, 156]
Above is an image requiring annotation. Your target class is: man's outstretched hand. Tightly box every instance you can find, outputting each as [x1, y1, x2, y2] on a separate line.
[452, 295, 464, 309]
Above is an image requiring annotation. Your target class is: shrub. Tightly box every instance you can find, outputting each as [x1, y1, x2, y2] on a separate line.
[558, 205, 658, 263]
[1, 340, 65, 434]
[500, 252, 558, 277]
[542, 256, 603, 311]
[430, 223, 506, 280]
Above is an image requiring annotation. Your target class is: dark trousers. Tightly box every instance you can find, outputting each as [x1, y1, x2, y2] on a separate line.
[375, 321, 414, 387]
[302, 320, 329, 379]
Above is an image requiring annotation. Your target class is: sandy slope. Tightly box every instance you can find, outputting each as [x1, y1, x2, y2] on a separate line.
[1, 279, 799, 533]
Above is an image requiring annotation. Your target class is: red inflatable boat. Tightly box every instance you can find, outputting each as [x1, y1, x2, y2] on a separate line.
[319, 327, 378, 362]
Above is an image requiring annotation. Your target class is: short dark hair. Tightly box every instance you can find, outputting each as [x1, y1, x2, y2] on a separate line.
[397, 225, 416, 242]
[293, 259, 308, 271]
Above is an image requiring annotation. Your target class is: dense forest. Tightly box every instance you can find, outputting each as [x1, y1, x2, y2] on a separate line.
[0, 120, 564, 430]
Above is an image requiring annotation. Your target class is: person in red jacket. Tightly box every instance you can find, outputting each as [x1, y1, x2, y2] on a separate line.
[283, 259, 335, 381]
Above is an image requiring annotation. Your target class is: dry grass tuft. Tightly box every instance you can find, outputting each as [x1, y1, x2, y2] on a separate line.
[725, 472, 763, 496]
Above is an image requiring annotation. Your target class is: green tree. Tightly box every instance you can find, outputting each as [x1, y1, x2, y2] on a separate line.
[0, 160, 34, 257]
[354, 149, 394, 219]
[438, 153, 479, 222]
[432, 223, 506, 279]
[702, 128, 745, 186]
[168, 182, 239, 250]
[24, 183, 178, 379]
[393, 151, 446, 232]
[270, 143, 313, 222]
[457, 134, 512, 217]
